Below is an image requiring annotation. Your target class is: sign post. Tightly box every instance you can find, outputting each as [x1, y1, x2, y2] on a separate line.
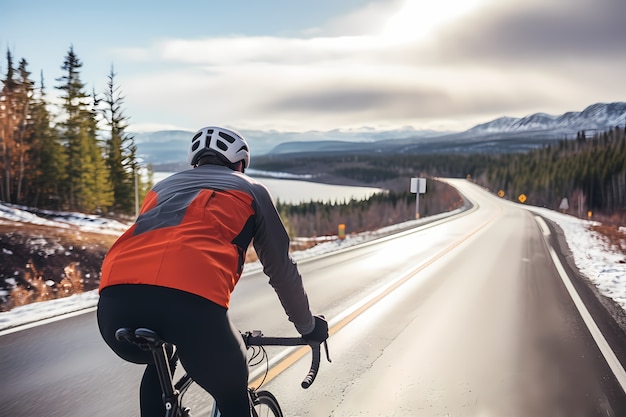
[338, 223, 346, 240]
[410, 178, 427, 219]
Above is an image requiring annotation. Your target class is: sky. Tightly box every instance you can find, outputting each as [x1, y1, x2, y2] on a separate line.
[2, 0, 626, 134]
[1, 197, 624, 333]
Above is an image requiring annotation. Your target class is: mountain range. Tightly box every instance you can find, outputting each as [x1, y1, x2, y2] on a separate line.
[133, 102, 626, 169]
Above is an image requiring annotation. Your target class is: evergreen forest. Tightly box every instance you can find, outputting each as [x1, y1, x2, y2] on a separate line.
[0, 47, 150, 216]
[480, 128, 626, 218]
[255, 125, 626, 226]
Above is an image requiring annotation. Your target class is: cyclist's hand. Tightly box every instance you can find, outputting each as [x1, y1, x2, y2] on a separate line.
[303, 315, 328, 343]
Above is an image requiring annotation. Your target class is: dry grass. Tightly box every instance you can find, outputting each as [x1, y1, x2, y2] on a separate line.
[590, 224, 626, 259]
[0, 221, 117, 311]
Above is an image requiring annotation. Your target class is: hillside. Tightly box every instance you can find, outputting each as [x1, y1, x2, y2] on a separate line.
[0, 206, 129, 312]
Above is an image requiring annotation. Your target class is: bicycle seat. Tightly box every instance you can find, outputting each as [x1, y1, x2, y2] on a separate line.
[134, 328, 164, 345]
[115, 327, 165, 350]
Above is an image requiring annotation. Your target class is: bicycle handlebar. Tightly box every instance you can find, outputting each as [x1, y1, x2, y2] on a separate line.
[243, 333, 331, 389]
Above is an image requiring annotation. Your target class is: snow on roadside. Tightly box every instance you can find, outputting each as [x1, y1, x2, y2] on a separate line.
[0, 203, 130, 235]
[0, 291, 100, 331]
[0, 203, 71, 228]
[527, 206, 626, 311]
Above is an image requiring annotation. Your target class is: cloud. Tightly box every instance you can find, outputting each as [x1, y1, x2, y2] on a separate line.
[155, 34, 407, 67]
[119, 0, 626, 132]
[309, 0, 404, 36]
[433, 0, 626, 63]
[269, 85, 454, 119]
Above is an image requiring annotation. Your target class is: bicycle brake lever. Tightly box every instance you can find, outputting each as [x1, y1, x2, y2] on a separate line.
[323, 340, 332, 363]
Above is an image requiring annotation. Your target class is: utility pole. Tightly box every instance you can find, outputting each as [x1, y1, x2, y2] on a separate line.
[134, 166, 139, 218]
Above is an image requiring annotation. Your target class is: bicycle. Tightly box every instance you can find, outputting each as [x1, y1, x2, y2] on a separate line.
[115, 326, 331, 417]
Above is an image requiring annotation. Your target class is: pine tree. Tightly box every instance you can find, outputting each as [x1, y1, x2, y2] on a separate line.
[0, 50, 18, 202]
[13, 58, 35, 203]
[26, 72, 67, 208]
[56, 46, 87, 209]
[92, 88, 114, 211]
[0, 51, 40, 205]
[55, 46, 112, 212]
[101, 66, 139, 214]
[78, 90, 114, 213]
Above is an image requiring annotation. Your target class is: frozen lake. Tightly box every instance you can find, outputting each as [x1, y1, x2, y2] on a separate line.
[152, 171, 384, 204]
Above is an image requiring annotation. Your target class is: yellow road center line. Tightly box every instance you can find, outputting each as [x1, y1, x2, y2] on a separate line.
[250, 205, 501, 388]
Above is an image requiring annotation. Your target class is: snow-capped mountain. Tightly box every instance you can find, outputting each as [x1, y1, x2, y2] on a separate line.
[135, 102, 626, 165]
[468, 102, 626, 136]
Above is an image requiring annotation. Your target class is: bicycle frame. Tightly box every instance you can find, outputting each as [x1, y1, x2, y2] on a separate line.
[115, 327, 330, 417]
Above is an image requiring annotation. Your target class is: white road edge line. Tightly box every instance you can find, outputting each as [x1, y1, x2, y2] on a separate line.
[0, 307, 97, 337]
[534, 215, 626, 394]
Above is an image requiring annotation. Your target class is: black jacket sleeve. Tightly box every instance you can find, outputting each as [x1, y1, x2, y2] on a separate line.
[250, 182, 315, 335]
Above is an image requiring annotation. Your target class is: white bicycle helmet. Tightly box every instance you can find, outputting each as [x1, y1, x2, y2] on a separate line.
[188, 126, 250, 170]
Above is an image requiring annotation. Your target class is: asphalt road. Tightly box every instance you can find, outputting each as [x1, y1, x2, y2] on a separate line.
[1, 179, 625, 416]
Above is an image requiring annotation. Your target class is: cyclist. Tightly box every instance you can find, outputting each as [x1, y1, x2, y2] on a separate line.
[97, 126, 328, 417]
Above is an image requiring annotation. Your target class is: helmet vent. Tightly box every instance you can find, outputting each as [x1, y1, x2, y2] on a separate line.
[191, 132, 202, 142]
[219, 131, 236, 143]
[191, 141, 200, 152]
[216, 140, 229, 151]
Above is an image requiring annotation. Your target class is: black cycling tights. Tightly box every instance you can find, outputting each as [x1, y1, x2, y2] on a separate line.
[98, 284, 250, 417]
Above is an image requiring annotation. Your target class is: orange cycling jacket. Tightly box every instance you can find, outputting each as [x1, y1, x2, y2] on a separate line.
[99, 164, 315, 335]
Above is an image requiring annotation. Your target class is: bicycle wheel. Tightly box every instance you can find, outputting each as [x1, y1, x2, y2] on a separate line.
[252, 390, 283, 417]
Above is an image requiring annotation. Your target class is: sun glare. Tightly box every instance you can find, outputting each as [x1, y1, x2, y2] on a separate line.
[381, 0, 488, 42]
